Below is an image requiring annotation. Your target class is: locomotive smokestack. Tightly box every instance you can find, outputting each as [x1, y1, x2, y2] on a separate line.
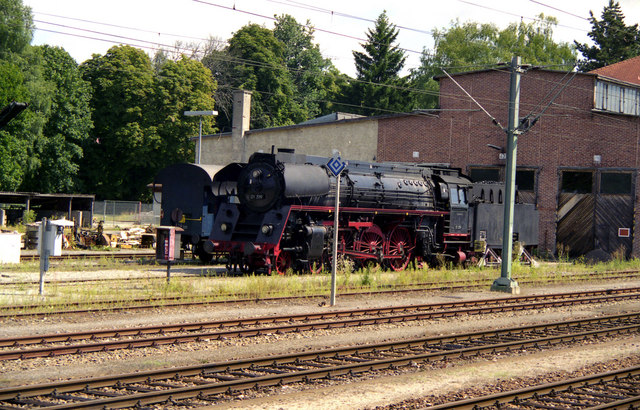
[232, 90, 252, 163]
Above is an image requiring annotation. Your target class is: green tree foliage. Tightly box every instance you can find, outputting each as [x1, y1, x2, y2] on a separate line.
[207, 24, 304, 130]
[20, 45, 92, 193]
[350, 11, 410, 116]
[0, 0, 33, 57]
[154, 56, 217, 165]
[575, 0, 640, 71]
[1, 1, 95, 194]
[0, 59, 30, 190]
[0, 0, 33, 190]
[411, 15, 576, 108]
[81, 45, 216, 200]
[80, 46, 160, 200]
[273, 14, 340, 117]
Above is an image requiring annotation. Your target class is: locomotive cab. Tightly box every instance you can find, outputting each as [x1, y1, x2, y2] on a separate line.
[434, 175, 472, 235]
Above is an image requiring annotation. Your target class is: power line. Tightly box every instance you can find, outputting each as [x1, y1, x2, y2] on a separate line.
[266, 0, 434, 36]
[457, 0, 587, 32]
[191, 0, 426, 56]
[37, 21, 595, 116]
[34, 11, 212, 43]
[529, 0, 589, 21]
[29, 8, 635, 127]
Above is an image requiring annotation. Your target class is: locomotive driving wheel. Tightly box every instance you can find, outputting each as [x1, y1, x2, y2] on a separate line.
[355, 225, 384, 263]
[386, 226, 413, 271]
[307, 255, 324, 274]
[274, 250, 292, 275]
[338, 229, 355, 252]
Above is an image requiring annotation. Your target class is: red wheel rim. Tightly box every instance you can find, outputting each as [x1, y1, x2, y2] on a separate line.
[275, 251, 292, 275]
[339, 229, 354, 252]
[308, 256, 324, 274]
[386, 227, 413, 271]
[356, 225, 384, 255]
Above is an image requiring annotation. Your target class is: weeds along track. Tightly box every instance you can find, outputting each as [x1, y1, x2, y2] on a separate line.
[429, 366, 640, 409]
[2, 271, 640, 318]
[1, 288, 639, 361]
[1, 313, 640, 408]
[4, 268, 640, 288]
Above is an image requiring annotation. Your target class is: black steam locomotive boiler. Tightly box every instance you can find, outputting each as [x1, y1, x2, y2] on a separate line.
[198, 149, 538, 274]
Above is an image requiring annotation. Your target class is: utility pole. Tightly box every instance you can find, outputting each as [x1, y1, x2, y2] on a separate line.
[491, 56, 522, 295]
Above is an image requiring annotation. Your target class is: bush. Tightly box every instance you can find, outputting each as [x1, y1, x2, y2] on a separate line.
[22, 210, 36, 224]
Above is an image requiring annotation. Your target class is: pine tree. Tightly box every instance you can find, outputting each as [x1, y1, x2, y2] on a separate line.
[575, 0, 640, 71]
[350, 11, 409, 116]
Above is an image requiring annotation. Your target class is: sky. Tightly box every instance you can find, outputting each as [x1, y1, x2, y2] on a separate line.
[22, 0, 640, 76]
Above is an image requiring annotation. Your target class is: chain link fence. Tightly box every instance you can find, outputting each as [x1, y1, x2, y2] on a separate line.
[94, 201, 158, 227]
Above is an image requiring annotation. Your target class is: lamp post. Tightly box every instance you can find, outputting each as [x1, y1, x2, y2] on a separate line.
[184, 110, 218, 164]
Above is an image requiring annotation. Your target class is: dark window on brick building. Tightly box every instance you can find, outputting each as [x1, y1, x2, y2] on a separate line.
[470, 167, 499, 182]
[516, 170, 535, 191]
[561, 171, 593, 193]
[600, 172, 632, 194]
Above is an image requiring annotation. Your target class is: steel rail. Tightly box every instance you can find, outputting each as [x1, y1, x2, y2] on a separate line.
[1, 291, 639, 360]
[427, 366, 640, 409]
[19, 251, 155, 262]
[3, 272, 640, 319]
[2, 283, 640, 321]
[3, 268, 640, 288]
[1, 313, 639, 408]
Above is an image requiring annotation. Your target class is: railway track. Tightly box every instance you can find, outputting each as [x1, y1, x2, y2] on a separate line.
[1, 287, 639, 361]
[431, 366, 640, 409]
[19, 251, 156, 262]
[1, 312, 639, 408]
[3, 268, 640, 288]
[3, 271, 640, 319]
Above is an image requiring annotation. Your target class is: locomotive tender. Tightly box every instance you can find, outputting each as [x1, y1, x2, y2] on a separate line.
[154, 162, 224, 262]
[187, 148, 539, 274]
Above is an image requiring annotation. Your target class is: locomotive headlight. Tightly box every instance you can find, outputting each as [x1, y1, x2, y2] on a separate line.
[261, 224, 273, 235]
[220, 222, 232, 233]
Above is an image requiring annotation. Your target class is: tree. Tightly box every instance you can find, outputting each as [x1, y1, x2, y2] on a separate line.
[20, 46, 92, 193]
[273, 14, 338, 118]
[153, 56, 217, 166]
[350, 11, 410, 116]
[411, 16, 576, 108]
[219, 24, 304, 130]
[201, 37, 235, 130]
[0, 59, 30, 190]
[0, 0, 33, 57]
[0, 0, 46, 191]
[575, 0, 640, 71]
[81, 46, 217, 200]
[80, 45, 160, 200]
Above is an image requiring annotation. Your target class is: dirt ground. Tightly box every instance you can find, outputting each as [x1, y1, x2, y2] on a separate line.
[1, 269, 640, 409]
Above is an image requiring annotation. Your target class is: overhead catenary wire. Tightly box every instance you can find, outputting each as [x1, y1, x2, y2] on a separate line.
[28, 27, 639, 134]
[441, 68, 506, 131]
[37, 26, 616, 127]
[27, 2, 637, 130]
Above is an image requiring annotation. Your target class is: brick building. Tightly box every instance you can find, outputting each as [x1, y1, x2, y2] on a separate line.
[378, 60, 640, 258]
[200, 58, 640, 258]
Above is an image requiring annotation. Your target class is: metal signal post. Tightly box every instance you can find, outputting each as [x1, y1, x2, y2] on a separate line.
[327, 153, 346, 306]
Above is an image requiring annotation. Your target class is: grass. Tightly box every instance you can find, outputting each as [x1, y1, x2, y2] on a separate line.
[2, 256, 640, 311]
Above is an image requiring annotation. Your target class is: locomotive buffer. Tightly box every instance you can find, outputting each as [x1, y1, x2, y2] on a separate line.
[327, 153, 346, 306]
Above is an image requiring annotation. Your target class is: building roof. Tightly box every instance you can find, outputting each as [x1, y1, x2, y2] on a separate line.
[589, 55, 640, 86]
[196, 112, 374, 141]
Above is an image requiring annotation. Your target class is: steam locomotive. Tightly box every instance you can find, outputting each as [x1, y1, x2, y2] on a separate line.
[156, 149, 538, 274]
